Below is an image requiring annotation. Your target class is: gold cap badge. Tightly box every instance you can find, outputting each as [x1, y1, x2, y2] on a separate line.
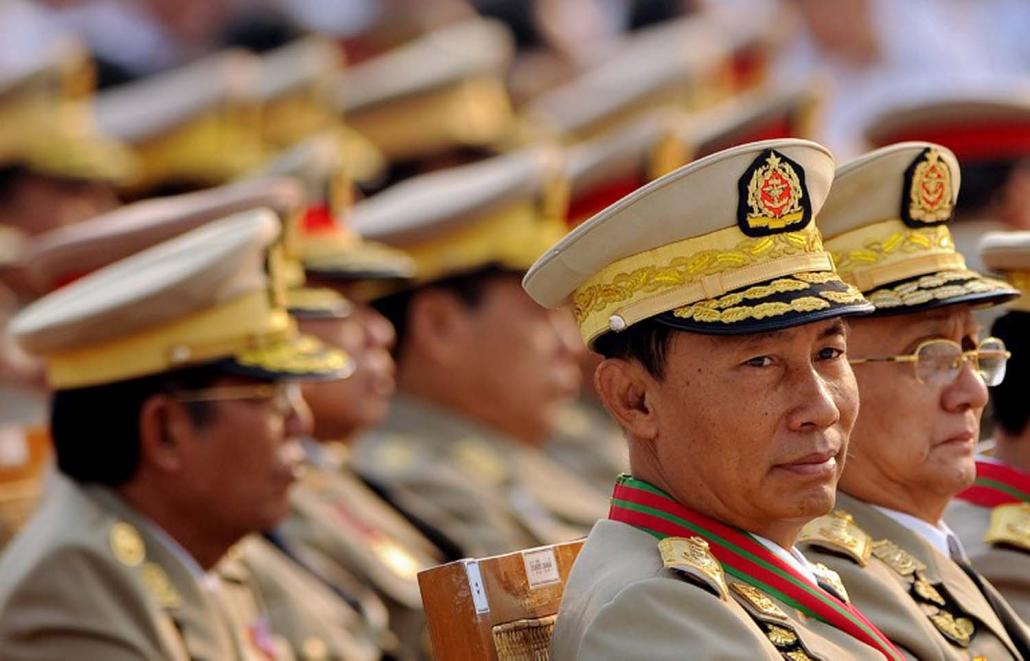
[903, 147, 954, 227]
[738, 149, 811, 237]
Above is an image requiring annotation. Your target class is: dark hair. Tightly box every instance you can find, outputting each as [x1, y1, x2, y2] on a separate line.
[51, 362, 226, 486]
[955, 160, 1016, 216]
[990, 311, 1029, 436]
[593, 318, 676, 380]
[371, 265, 517, 354]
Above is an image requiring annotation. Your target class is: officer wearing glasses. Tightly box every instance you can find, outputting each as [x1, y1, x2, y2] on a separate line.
[798, 142, 1030, 660]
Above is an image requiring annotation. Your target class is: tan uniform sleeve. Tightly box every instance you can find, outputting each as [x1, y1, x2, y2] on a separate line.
[568, 578, 781, 661]
[0, 546, 182, 661]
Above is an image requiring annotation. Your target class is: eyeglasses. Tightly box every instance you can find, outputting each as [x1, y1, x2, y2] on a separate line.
[849, 337, 1010, 387]
[171, 382, 302, 415]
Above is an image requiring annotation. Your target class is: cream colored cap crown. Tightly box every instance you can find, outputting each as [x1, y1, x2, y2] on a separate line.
[96, 50, 258, 143]
[12, 209, 351, 387]
[337, 18, 514, 113]
[981, 230, 1030, 312]
[350, 146, 568, 285]
[820, 142, 1016, 312]
[525, 139, 872, 347]
[525, 17, 728, 138]
[27, 177, 304, 293]
[981, 231, 1030, 273]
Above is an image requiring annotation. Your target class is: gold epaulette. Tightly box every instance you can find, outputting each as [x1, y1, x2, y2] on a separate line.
[797, 509, 872, 566]
[985, 502, 1030, 551]
[658, 536, 727, 600]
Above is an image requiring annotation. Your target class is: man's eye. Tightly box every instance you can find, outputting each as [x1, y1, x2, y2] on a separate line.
[744, 356, 773, 367]
[817, 347, 845, 361]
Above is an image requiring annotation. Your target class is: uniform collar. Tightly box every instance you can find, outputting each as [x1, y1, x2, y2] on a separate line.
[871, 505, 965, 558]
[752, 533, 820, 586]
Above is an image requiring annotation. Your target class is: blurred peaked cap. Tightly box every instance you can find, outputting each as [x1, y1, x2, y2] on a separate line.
[26, 177, 305, 294]
[95, 50, 259, 143]
[252, 36, 342, 102]
[349, 146, 569, 286]
[524, 139, 873, 348]
[253, 129, 384, 209]
[523, 16, 731, 138]
[863, 84, 1030, 163]
[95, 50, 266, 191]
[980, 230, 1030, 312]
[11, 210, 352, 389]
[337, 18, 514, 113]
[0, 36, 136, 183]
[336, 18, 515, 161]
[820, 142, 1017, 314]
[564, 78, 823, 226]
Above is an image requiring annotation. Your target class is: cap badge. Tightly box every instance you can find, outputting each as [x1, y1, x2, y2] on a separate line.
[903, 147, 953, 227]
[737, 149, 811, 237]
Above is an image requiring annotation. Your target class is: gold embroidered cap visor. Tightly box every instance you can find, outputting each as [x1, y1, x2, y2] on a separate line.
[820, 142, 1018, 316]
[10, 210, 353, 389]
[523, 139, 873, 348]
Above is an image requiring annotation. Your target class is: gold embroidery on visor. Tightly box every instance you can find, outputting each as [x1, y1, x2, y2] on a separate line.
[573, 223, 832, 343]
[866, 270, 1015, 310]
[827, 220, 965, 292]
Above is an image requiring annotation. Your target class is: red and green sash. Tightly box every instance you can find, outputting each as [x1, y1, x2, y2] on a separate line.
[957, 460, 1030, 508]
[610, 475, 903, 661]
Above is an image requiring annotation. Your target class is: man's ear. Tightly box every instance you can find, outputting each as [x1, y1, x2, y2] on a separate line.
[137, 395, 192, 473]
[406, 288, 470, 366]
[595, 357, 659, 443]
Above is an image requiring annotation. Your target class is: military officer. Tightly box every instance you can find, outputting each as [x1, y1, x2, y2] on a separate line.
[348, 147, 610, 558]
[799, 142, 1028, 659]
[524, 138, 904, 659]
[0, 210, 349, 659]
[22, 179, 394, 660]
[945, 231, 1030, 620]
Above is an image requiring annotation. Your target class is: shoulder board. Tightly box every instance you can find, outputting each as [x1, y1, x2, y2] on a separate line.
[797, 509, 872, 566]
[985, 502, 1030, 552]
[811, 562, 850, 604]
[728, 581, 788, 621]
[658, 536, 727, 600]
[871, 539, 926, 577]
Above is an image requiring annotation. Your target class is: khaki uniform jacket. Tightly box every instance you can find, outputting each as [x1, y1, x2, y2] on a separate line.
[946, 497, 1030, 622]
[224, 535, 385, 661]
[550, 519, 889, 660]
[351, 395, 608, 557]
[799, 492, 1024, 660]
[0, 476, 269, 660]
[544, 397, 628, 496]
[279, 442, 442, 659]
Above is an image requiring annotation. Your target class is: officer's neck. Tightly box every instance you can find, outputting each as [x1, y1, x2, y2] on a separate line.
[632, 461, 805, 551]
[993, 428, 1030, 474]
[837, 463, 951, 526]
[117, 482, 239, 571]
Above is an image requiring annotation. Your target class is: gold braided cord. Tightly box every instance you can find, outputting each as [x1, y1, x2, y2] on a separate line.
[828, 220, 955, 272]
[867, 270, 1016, 309]
[573, 223, 824, 323]
[673, 295, 831, 325]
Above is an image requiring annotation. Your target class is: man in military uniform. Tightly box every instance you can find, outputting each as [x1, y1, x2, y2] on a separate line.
[24, 176, 401, 660]
[348, 147, 609, 558]
[799, 142, 1029, 659]
[0, 210, 349, 659]
[945, 231, 1030, 620]
[524, 138, 906, 659]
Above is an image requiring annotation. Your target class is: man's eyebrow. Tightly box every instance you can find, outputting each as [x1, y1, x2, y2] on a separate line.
[819, 318, 848, 340]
